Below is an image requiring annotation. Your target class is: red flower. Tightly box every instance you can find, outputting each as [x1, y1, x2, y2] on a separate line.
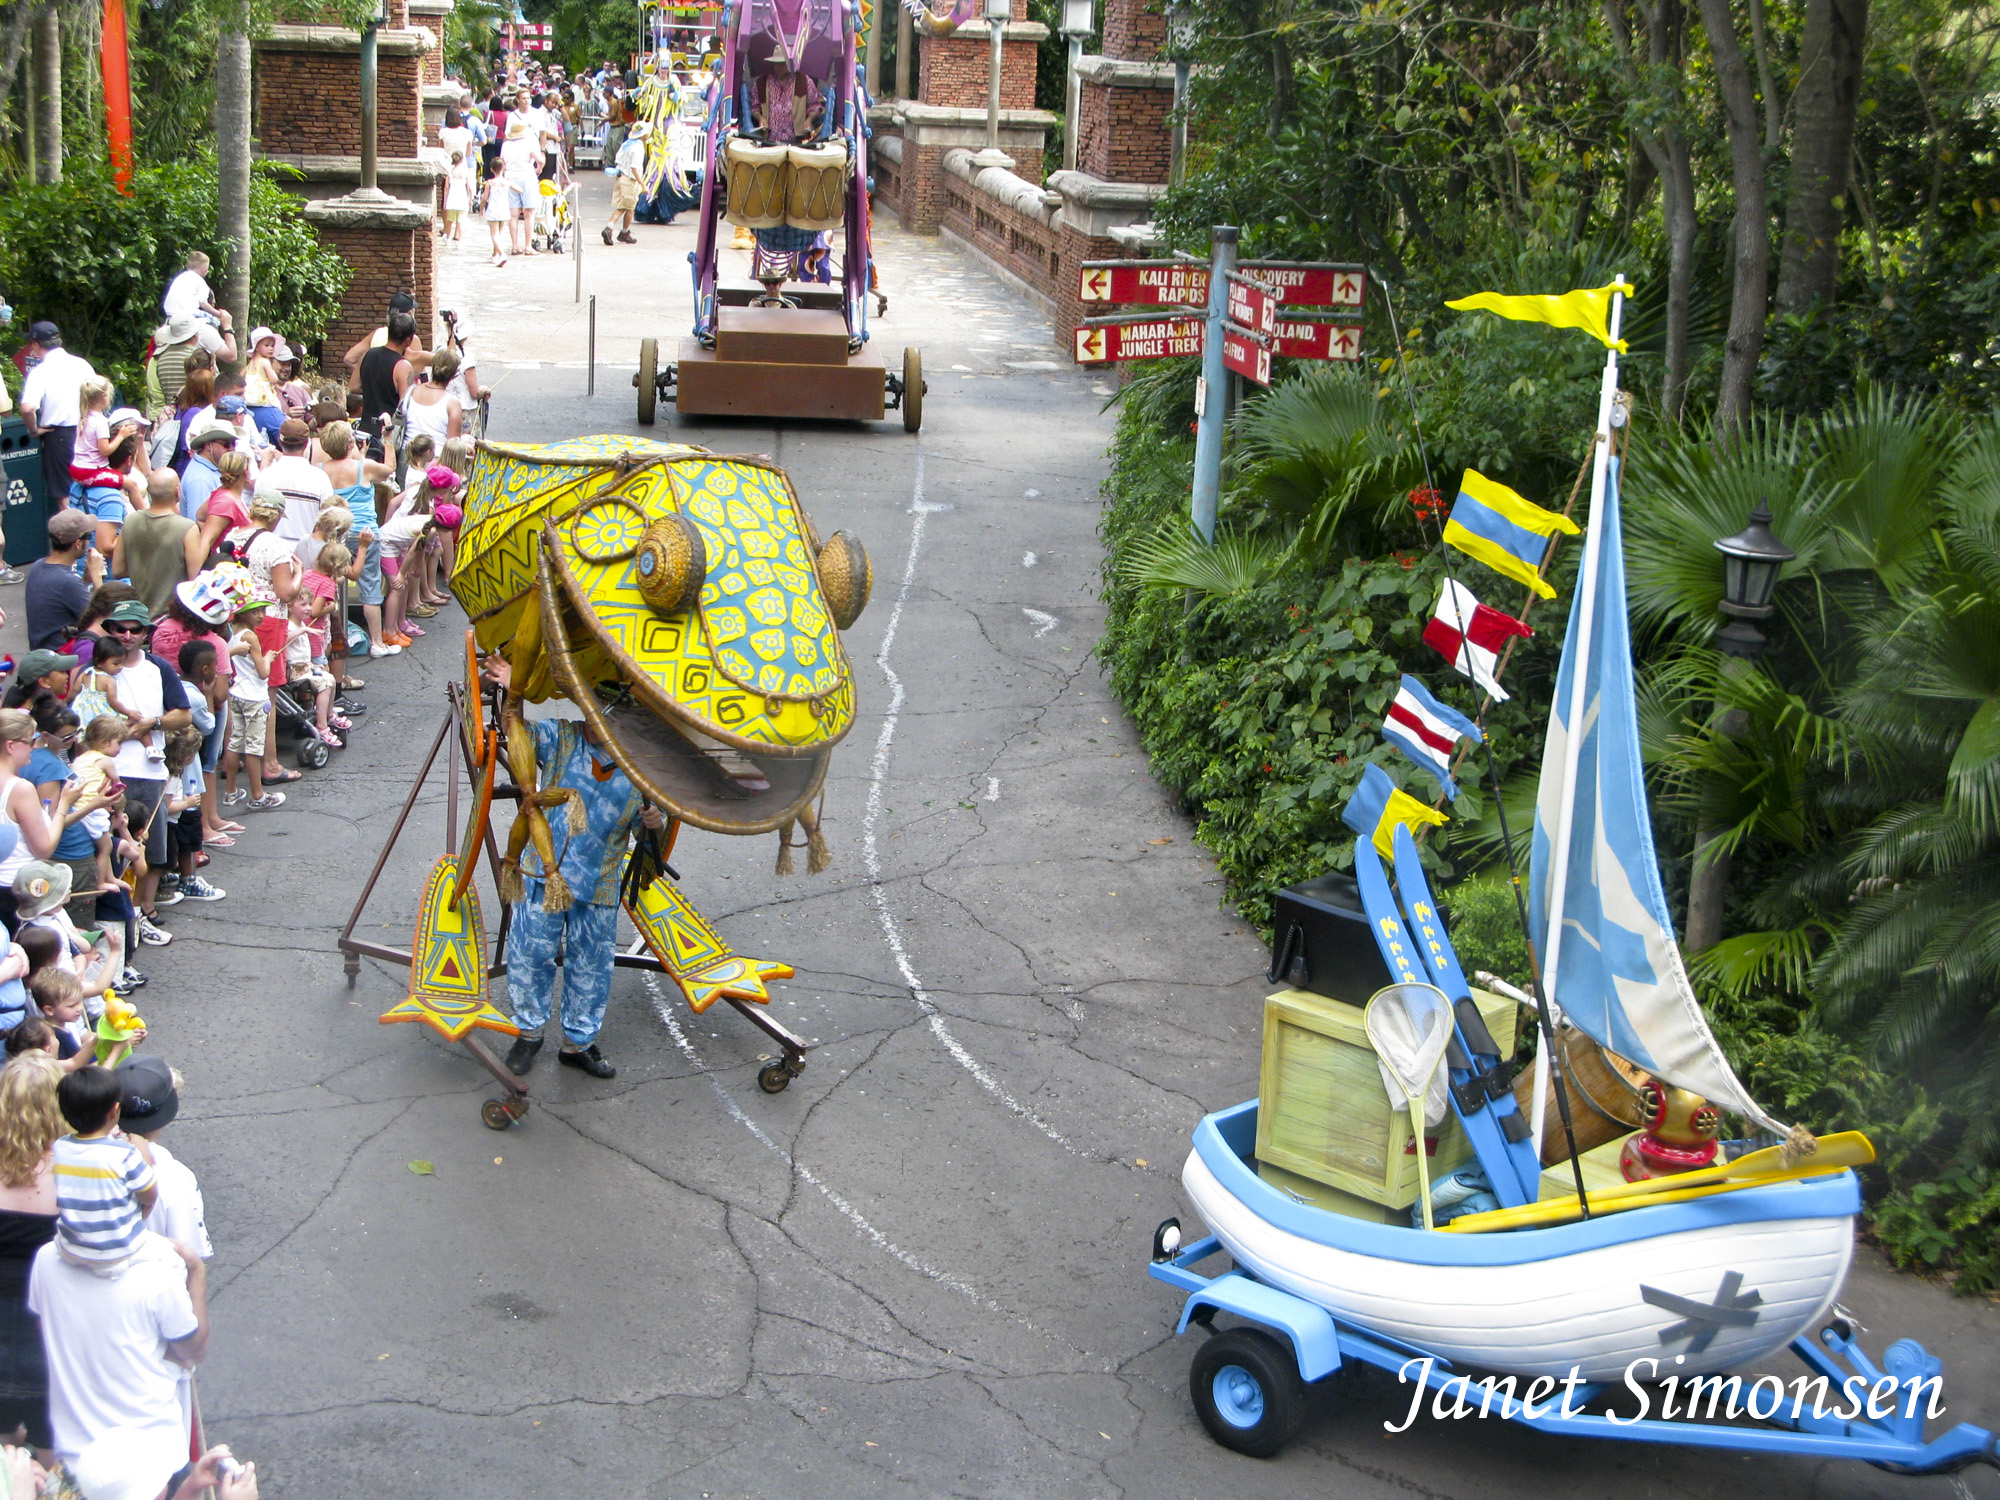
[1409, 485, 1445, 522]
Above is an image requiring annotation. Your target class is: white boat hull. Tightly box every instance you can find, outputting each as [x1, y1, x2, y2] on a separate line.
[1184, 1149, 1854, 1382]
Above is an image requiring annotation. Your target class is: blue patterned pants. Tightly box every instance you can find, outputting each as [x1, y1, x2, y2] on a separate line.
[505, 881, 621, 1046]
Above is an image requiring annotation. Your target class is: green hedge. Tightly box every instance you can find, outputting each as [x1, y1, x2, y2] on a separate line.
[0, 157, 350, 398]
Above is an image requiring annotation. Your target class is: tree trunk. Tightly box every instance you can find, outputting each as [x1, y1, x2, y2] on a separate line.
[215, 0, 252, 339]
[1699, 0, 1769, 429]
[0, 3, 34, 152]
[1776, 0, 1867, 315]
[31, 4, 62, 185]
[1683, 704, 1749, 952]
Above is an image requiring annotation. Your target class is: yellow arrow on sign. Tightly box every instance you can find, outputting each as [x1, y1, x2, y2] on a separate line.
[1075, 327, 1105, 361]
[1082, 268, 1111, 301]
[1332, 325, 1360, 358]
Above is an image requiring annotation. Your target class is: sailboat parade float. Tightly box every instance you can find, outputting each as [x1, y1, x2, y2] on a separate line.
[1146, 277, 2000, 1473]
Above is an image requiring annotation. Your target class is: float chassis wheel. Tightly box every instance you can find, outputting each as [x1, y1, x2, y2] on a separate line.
[902, 347, 924, 433]
[481, 1094, 531, 1130]
[1189, 1327, 1306, 1458]
[637, 337, 659, 425]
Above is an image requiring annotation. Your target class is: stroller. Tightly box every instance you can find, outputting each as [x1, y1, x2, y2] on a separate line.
[532, 176, 573, 254]
[271, 678, 339, 769]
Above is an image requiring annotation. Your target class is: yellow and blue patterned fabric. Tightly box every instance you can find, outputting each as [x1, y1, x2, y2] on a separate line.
[517, 718, 648, 907]
[453, 437, 856, 752]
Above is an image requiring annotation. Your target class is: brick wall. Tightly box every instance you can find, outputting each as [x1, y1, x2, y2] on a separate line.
[1077, 78, 1169, 182]
[896, 139, 952, 232]
[917, 34, 1038, 110]
[1102, 0, 1164, 62]
[257, 49, 421, 157]
[314, 222, 435, 359]
[1054, 221, 1124, 364]
[409, 13, 445, 83]
[870, 134, 904, 215]
[940, 172, 1059, 294]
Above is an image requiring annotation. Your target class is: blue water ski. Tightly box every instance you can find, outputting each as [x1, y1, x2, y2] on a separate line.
[1353, 841, 1533, 1209]
[1391, 826, 1542, 1203]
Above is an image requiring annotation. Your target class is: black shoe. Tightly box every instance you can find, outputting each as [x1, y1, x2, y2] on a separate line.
[504, 1035, 543, 1075]
[558, 1043, 616, 1079]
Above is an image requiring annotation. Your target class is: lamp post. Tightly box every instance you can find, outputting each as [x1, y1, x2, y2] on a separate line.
[1165, 0, 1194, 184]
[1712, 499, 1796, 660]
[1684, 499, 1797, 953]
[984, 0, 1010, 151]
[1060, 0, 1093, 174]
[358, 0, 387, 199]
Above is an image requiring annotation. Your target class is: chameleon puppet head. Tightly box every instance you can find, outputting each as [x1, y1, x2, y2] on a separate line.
[451, 436, 871, 876]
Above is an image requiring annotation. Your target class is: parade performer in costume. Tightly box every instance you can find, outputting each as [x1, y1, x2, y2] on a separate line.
[491, 664, 665, 1080]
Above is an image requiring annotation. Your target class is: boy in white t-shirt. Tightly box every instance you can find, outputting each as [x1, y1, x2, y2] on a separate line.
[162, 251, 221, 326]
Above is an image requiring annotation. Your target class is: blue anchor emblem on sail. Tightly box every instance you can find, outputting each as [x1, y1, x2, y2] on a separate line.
[1640, 1270, 1764, 1354]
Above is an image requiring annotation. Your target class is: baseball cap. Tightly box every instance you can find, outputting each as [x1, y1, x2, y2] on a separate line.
[272, 339, 296, 362]
[432, 502, 464, 531]
[217, 394, 247, 415]
[70, 1424, 188, 1500]
[27, 319, 59, 347]
[104, 599, 154, 627]
[177, 574, 234, 625]
[278, 417, 310, 448]
[48, 510, 95, 545]
[107, 406, 151, 429]
[15, 649, 79, 685]
[115, 1056, 180, 1132]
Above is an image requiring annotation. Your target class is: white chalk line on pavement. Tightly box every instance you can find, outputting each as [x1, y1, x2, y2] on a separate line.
[643, 975, 988, 1305]
[860, 444, 1081, 1156]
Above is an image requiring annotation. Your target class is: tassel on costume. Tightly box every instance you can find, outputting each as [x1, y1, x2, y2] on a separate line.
[775, 820, 796, 876]
[542, 869, 575, 913]
[498, 859, 525, 907]
[566, 790, 588, 834]
[800, 803, 831, 875]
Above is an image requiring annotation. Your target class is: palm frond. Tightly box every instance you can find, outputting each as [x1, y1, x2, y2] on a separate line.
[1120, 523, 1287, 597]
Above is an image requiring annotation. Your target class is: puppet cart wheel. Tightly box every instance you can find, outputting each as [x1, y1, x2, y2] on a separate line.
[481, 1099, 515, 1130]
[1189, 1328, 1305, 1458]
[298, 737, 330, 770]
[902, 348, 924, 433]
[757, 1062, 793, 1094]
[637, 338, 659, 425]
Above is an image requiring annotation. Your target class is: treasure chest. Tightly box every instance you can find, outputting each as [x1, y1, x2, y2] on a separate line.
[1267, 872, 1395, 1004]
[1256, 985, 1520, 1209]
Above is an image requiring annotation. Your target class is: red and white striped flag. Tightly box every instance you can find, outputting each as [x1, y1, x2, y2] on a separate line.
[1422, 580, 1531, 701]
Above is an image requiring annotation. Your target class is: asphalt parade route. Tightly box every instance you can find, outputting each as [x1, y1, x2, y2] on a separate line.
[163, 180, 2000, 1498]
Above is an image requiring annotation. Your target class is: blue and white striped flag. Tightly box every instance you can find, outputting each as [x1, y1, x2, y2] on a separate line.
[1381, 675, 1483, 799]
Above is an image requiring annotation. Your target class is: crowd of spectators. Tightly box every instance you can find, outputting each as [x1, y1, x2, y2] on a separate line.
[0, 255, 483, 1497]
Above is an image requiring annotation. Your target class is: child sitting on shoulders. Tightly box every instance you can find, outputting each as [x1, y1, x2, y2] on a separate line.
[67, 714, 127, 899]
[69, 639, 136, 732]
[51, 1064, 158, 1268]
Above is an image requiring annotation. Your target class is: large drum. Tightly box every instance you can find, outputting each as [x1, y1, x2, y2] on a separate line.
[724, 138, 789, 227]
[784, 142, 850, 231]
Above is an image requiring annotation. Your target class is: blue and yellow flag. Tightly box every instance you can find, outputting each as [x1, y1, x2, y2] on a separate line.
[1443, 470, 1581, 600]
[1341, 762, 1449, 858]
[1445, 282, 1636, 350]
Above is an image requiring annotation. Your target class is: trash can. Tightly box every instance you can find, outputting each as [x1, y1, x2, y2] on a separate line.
[0, 416, 49, 567]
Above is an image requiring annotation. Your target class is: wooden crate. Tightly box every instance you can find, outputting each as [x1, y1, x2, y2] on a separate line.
[1256, 986, 1520, 1209]
[1256, 1160, 1405, 1223]
[1538, 1130, 1641, 1201]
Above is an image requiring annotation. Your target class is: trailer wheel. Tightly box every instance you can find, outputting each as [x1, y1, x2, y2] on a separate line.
[1190, 1328, 1305, 1458]
[638, 337, 659, 426]
[902, 347, 923, 433]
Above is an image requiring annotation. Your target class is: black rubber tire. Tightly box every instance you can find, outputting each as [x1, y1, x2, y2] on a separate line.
[638, 337, 659, 426]
[1189, 1327, 1306, 1458]
[481, 1099, 514, 1131]
[298, 737, 329, 770]
[758, 1063, 792, 1094]
[902, 347, 923, 433]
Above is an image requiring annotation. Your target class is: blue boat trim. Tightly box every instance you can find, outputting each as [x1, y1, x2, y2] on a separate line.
[1194, 1101, 1861, 1267]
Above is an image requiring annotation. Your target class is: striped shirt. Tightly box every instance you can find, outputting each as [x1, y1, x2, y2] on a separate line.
[52, 1135, 156, 1263]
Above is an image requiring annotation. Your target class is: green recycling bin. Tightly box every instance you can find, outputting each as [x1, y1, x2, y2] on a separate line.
[1, 416, 50, 567]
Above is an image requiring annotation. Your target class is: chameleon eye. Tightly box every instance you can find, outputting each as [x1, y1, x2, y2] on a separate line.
[634, 514, 707, 616]
[815, 530, 871, 630]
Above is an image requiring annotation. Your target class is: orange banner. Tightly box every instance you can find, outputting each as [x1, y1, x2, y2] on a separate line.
[102, 0, 133, 192]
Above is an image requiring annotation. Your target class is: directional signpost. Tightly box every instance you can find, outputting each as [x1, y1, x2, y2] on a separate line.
[1225, 272, 1277, 338]
[1078, 260, 1366, 311]
[1221, 325, 1271, 385]
[1072, 316, 1203, 365]
[1272, 317, 1362, 362]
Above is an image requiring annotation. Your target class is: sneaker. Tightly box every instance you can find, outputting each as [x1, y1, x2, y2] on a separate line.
[601, 225, 614, 246]
[617, 232, 637, 245]
[155, 886, 186, 907]
[118, 967, 147, 991]
[369, 643, 402, 658]
[181, 876, 226, 901]
[0, 566, 21, 585]
[246, 793, 286, 812]
[221, 788, 247, 808]
[137, 914, 173, 947]
[336, 698, 367, 714]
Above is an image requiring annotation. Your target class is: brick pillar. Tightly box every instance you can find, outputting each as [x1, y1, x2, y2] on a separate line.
[1054, 221, 1120, 364]
[304, 197, 436, 361]
[900, 139, 950, 232]
[1102, 0, 1164, 61]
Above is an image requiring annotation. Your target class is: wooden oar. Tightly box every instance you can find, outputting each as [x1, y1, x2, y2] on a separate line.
[1440, 1131, 1875, 1234]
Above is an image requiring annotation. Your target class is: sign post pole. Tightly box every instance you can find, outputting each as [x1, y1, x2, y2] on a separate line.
[1190, 224, 1236, 545]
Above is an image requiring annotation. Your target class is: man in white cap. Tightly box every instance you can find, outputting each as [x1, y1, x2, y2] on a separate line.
[144, 310, 237, 419]
[604, 119, 650, 245]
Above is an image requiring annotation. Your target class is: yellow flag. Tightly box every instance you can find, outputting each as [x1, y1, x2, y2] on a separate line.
[1371, 786, 1449, 858]
[1444, 282, 1636, 350]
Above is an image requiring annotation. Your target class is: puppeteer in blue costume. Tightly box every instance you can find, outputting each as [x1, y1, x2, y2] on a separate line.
[501, 715, 667, 1080]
